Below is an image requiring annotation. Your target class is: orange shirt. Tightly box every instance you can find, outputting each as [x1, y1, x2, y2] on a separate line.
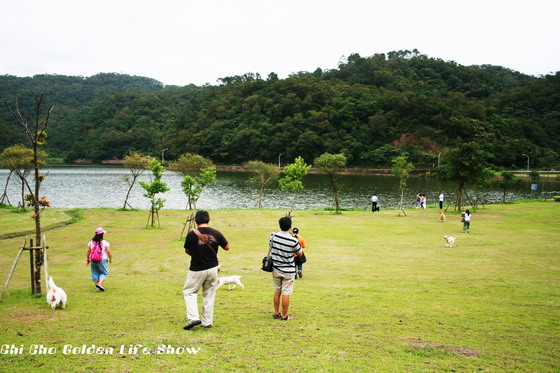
[294, 235, 306, 256]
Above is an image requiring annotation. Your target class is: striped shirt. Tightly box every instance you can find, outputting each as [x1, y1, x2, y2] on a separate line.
[269, 231, 302, 275]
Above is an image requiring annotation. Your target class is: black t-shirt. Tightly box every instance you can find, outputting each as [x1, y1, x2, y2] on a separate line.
[184, 227, 228, 271]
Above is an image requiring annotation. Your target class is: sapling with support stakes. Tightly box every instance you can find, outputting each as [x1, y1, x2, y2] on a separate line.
[0, 235, 49, 300]
[4, 95, 55, 296]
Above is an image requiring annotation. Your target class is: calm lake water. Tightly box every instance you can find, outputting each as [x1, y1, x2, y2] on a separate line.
[0, 165, 557, 210]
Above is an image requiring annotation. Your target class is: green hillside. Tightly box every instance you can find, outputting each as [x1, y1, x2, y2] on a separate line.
[1, 50, 558, 168]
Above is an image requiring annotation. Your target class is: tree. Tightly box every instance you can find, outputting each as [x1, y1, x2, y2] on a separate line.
[391, 155, 414, 216]
[279, 156, 311, 208]
[5, 95, 54, 246]
[173, 153, 213, 176]
[0, 145, 38, 207]
[174, 153, 216, 210]
[181, 167, 217, 210]
[495, 171, 518, 203]
[313, 153, 347, 214]
[122, 152, 153, 209]
[139, 159, 169, 227]
[439, 142, 493, 211]
[246, 161, 280, 208]
[4, 95, 54, 297]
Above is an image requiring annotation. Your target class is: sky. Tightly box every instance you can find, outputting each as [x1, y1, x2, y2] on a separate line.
[1, 0, 559, 87]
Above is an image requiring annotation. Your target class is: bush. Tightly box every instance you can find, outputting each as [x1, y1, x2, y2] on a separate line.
[554, 196, 560, 202]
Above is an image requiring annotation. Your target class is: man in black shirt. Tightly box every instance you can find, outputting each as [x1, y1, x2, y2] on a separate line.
[182, 210, 230, 330]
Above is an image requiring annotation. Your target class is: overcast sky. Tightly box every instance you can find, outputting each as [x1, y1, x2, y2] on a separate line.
[2, 0, 559, 87]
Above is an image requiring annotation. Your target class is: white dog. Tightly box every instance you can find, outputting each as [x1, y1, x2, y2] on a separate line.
[215, 275, 244, 290]
[443, 235, 456, 247]
[46, 277, 67, 310]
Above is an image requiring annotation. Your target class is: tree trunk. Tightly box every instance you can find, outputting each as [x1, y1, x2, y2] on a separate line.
[32, 139, 43, 296]
[123, 178, 136, 209]
[0, 170, 13, 205]
[330, 174, 340, 213]
[20, 176, 25, 208]
[457, 177, 464, 212]
[398, 188, 407, 216]
[257, 186, 263, 209]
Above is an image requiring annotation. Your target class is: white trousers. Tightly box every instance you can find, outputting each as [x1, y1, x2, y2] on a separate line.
[182, 267, 218, 326]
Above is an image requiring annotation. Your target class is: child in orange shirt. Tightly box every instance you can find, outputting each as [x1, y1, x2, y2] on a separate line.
[292, 227, 306, 278]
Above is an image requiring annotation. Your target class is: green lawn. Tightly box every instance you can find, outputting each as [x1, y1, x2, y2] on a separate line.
[0, 202, 558, 372]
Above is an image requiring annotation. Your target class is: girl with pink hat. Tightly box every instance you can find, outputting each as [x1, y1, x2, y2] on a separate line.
[86, 227, 113, 291]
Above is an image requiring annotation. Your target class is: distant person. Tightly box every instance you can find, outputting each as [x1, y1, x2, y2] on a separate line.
[416, 193, 422, 209]
[182, 210, 230, 330]
[270, 216, 302, 320]
[421, 194, 427, 209]
[371, 194, 379, 212]
[462, 209, 472, 233]
[292, 227, 306, 279]
[439, 192, 444, 209]
[86, 227, 113, 292]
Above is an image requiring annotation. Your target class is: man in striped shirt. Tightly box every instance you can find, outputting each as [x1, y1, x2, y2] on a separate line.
[270, 216, 302, 320]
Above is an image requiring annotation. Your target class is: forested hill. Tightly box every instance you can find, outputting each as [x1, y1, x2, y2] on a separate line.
[1, 51, 559, 169]
[0, 73, 170, 149]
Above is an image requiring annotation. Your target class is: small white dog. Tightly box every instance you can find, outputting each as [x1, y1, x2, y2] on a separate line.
[46, 276, 67, 310]
[215, 275, 244, 290]
[443, 235, 456, 247]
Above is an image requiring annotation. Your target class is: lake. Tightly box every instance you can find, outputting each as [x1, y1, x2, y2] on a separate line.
[0, 165, 557, 210]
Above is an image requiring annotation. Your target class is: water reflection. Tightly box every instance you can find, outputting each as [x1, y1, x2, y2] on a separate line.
[0, 165, 556, 210]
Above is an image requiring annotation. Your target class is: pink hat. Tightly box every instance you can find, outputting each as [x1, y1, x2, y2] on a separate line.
[95, 227, 106, 235]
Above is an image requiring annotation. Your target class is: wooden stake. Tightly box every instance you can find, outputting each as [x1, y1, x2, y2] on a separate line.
[43, 235, 49, 289]
[29, 238, 35, 295]
[0, 238, 27, 301]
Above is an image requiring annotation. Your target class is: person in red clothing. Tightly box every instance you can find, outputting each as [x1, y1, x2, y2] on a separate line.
[292, 227, 306, 279]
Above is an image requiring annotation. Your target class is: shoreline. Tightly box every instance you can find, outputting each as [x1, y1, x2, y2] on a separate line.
[60, 161, 560, 177]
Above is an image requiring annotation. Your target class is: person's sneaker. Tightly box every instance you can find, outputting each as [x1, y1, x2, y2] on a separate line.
[281, 315, 292, 321]
[273, 313, 282, 319]
[298, 271, 302, 278]
[95, 284, 105, 292]
[201, 324, 212, 329]
[183, 320, 202, 330]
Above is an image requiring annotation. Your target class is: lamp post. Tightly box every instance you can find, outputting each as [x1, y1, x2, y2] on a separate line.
[162, 148, 168, 164]
[522, 153, 529, 172]
[278, 153, 283, 168]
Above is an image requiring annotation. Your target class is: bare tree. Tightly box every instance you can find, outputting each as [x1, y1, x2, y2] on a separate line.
[122, 152, 153, 209]
[246, 160, 279, 209]
[5, 95, 54, 245]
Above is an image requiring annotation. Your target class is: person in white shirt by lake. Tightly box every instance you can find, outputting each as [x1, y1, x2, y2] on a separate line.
[371, 194, 379, 212]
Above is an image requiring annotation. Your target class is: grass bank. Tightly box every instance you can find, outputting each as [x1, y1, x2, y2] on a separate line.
[0, 202, 558, 372]
[0, 206, 84, 240]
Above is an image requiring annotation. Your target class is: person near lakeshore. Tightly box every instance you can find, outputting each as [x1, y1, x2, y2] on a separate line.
[270, 216, 302, 320]
[86, 227, 113, 292]
[438, 192, 444, 209]
[292, 227, 306, 279]
[182, 210, 230, 330]
[371, 194, 379, 212]
[462, 209, 472, 233]
[416, 193, 422, 209]
[421, 194, 427, 209]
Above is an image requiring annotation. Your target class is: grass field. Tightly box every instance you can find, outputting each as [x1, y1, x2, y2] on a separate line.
[0, 202, 558, 372]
